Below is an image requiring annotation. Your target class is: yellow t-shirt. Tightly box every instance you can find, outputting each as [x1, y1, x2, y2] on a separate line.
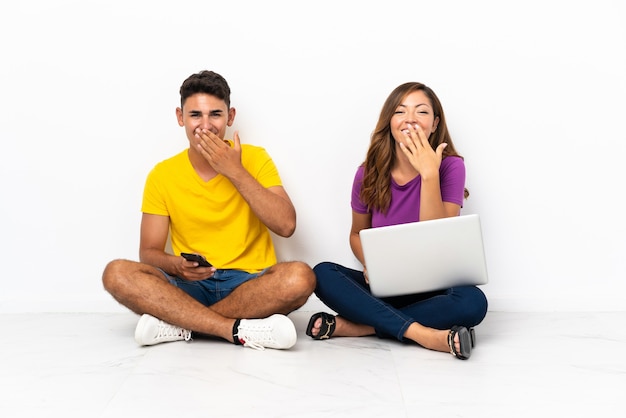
[141, 142, 281, 273]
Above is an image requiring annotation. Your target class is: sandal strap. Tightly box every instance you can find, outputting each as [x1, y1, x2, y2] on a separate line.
[448, 326, 472, 360]
[448, 329, 456, 356]
[306, 312, 336, 340]
[318, 316, 336, 339]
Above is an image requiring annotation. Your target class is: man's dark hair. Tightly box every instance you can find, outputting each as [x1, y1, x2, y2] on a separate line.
[179, 70, 231, 109]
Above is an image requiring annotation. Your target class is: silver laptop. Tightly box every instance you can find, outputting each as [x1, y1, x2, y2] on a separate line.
[359, 214, 489, 297]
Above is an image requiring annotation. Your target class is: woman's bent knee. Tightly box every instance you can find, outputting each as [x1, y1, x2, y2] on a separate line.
[312, 261, 337, 283]
[313, 261, 334, 274]
[467, 286, 488, 326]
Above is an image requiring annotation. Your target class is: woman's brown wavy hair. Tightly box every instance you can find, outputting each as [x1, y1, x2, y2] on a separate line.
[360, 82, 469, 213]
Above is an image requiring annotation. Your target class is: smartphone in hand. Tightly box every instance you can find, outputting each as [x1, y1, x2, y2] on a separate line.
[180, 252, 213, 267]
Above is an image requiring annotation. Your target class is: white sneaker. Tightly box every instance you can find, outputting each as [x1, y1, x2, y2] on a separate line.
[235, 314, 297, 351]
[134, 314, 192, 346]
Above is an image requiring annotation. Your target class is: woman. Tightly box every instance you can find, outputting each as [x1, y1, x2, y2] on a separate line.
[307, 82, 488, 360]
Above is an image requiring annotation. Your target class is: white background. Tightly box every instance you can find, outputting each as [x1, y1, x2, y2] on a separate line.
[1, 0, 624, 312]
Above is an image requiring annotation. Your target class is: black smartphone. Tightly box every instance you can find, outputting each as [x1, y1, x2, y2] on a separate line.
[180, 252, 213, 267]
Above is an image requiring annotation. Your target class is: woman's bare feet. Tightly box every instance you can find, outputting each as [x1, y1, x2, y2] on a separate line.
[307, 314, 468, 358]
[404, 322, 459, 354]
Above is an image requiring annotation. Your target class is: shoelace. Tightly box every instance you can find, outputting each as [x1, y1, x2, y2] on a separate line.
[157, 321, 192, 342]
[235, 326, 276, 351]
[240, 338, 265, 351]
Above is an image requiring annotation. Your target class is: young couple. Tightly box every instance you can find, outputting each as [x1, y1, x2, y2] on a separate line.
[102, 70, 488, 360]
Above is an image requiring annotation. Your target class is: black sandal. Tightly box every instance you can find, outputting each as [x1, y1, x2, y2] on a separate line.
[306, 312, 336, 340]
[448, 326, 472, 360]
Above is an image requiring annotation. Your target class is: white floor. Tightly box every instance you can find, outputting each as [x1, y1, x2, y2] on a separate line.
[1, 309, 624, 417]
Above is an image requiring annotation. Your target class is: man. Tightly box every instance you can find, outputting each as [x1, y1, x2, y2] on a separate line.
[103, 70, 315, 350]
